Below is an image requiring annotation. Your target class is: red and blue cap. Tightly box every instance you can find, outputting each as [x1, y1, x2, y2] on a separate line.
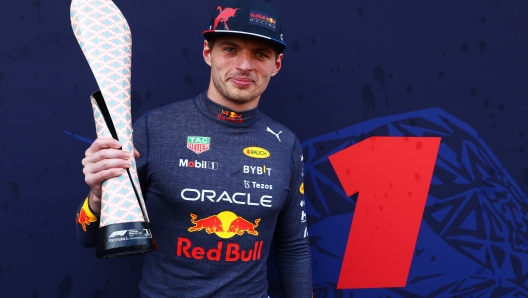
[203, 0, 286, 51]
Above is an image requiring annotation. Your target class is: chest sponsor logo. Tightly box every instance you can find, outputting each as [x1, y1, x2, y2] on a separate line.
[181, 188, 272, 207]
[243, 146, 270, 159]
[244, 180, 272, 189]
[176, 211, 263, 262]
[177, 237, 264, 262]
[179, 159, 218, 170]
[243, 165, 272, 176]
[188, 211, 260, 238]
[266, 127, 282, 142]
[187, 136, 210, 154]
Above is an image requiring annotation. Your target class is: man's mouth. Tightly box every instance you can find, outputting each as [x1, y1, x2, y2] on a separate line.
[228, 75, 255, 89]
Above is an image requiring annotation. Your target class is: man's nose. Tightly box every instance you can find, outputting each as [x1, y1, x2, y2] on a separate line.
[235, 50, 254, 71]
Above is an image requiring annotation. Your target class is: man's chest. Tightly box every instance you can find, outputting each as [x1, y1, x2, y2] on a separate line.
[145, 126, 292, 216]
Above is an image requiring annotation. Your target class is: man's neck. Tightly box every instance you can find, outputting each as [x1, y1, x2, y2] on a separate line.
[206, 86, 260, 112]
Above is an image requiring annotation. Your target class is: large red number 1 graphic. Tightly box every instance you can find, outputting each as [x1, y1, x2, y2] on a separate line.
[328, 137, 441, 289]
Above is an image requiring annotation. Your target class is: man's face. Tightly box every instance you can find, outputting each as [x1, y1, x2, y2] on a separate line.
[203, 35, 283, 108]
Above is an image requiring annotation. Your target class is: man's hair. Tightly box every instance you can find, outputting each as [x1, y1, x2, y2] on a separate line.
[207, 38, 282, 58]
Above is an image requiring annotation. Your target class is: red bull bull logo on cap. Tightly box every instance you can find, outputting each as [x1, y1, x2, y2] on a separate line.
[213, 6, 240, 30]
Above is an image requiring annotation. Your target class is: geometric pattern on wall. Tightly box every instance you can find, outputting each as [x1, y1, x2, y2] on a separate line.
[300, 107, 528, 298]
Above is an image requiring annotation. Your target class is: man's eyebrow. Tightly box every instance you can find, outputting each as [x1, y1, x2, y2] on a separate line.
[217, 39, 275, 54]
[217, 40, 240, 47]
[253, 46, 274, 53]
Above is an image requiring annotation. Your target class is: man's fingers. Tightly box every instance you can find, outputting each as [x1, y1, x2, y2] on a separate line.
[82, 138, 137, 192]
[85, 138, 122, 157]
[84, 158, 131, 176]
[85, 167, 125, 188]
[82, 148, 131, 167]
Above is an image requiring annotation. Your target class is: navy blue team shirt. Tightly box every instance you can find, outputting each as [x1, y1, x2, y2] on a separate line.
[77, 92, 312, 298]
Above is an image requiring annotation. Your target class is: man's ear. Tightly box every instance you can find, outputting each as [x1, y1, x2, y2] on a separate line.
[203, 40, 212, 66]
[271, 53, 283, 77]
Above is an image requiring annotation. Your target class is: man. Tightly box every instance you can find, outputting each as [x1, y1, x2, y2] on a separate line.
[77, 0, 312, 297]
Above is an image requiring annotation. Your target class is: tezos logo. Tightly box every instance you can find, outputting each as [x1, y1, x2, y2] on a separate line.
[244, 180, 273, 190]
[243, 147, 270, 159]
[187, 136, 210, 154]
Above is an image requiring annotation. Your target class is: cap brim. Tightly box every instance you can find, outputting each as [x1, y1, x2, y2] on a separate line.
[203, 29, 286, 50]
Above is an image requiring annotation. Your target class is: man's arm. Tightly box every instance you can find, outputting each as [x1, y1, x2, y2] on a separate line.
[76, 138, 138, 247]
[76, 194, 100, 247]
[274, 138, 312, 297]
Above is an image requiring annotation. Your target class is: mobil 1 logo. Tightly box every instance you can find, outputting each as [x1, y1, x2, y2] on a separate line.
[179, 159, 218, 170]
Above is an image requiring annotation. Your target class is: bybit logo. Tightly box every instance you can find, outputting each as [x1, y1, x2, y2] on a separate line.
[243, 165, 272, 176]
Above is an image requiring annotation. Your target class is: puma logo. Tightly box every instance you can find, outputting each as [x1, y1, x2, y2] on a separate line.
[266, 127, 282, 142]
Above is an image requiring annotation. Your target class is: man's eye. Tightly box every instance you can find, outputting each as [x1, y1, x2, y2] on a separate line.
[256, 52, 267, 58]
[225, 47, 235, 52]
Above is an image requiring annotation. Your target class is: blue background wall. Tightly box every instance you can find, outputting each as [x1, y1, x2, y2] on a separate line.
[0, 0, 527, 297]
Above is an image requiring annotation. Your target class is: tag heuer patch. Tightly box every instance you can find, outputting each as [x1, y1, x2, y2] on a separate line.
[187, 136, 210, 154]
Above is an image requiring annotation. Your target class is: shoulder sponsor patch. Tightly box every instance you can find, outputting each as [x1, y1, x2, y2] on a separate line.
[77, 197, 98, 232]
[243, 146, 270, 159]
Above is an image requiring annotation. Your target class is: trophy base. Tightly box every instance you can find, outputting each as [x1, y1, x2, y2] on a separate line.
[96, 221, 156, 258]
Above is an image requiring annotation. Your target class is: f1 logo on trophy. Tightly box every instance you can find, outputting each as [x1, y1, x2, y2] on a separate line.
[70, 0, 156, 258]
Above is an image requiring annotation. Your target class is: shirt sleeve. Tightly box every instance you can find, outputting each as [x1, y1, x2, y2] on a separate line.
[75, 196, 100, 248]
[133, 112, 149, 195]
[273, 138, 313, 298]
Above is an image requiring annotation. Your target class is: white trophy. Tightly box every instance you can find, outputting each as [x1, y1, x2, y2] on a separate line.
[71, 0, 155, 258]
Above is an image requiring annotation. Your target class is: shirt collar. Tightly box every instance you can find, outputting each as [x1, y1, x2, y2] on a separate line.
[193, 92, 260, 126]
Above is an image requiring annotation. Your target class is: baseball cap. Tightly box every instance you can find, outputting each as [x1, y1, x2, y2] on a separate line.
[203, 0, 286, 51]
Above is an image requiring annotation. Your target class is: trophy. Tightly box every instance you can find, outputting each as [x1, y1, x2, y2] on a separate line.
[70, 0, 155, 258]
